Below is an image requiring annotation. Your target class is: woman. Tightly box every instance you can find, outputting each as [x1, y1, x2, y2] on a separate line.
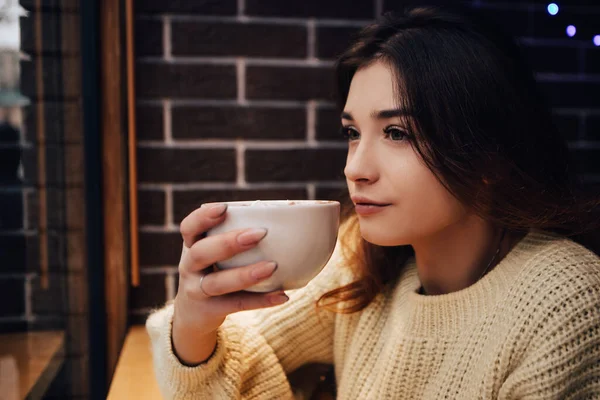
[146, 6, 600, 399]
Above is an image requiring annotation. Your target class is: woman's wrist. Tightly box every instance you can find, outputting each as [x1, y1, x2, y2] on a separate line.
[171, 310, 219, 366]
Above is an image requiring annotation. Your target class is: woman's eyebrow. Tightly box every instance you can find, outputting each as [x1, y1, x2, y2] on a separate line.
[341, 109, 411, 121]
[341, 111, 353, 121]
[371, 108, 411, 119]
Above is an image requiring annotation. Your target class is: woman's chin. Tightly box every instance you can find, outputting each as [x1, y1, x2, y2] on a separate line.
[359, 225, 409, 247]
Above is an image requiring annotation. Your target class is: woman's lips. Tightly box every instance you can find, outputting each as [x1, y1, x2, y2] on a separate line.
[354, 203, 391, 216]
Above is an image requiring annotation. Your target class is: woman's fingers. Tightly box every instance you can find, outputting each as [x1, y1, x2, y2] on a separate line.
[181, 227, 268, 273]
[179, 203, 228, 248]
[197, 260, 278, 297]
[205, 290, 290, 316]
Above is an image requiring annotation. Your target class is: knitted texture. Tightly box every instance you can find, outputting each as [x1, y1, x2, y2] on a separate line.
[146, 230, 600, 399]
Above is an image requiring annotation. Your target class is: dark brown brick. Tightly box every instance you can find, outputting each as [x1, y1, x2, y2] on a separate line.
[317, 26, 362, 60]
[136, 0, 237, 15]
[20, 11, 62, 55]
[246, 0, 373, 19]
[62, 101, 83, 143]
[62, 55, 82, 100]
[552, 113, 580, 141]
[315, 186, 350, 204]
[130, 273, 167, 309]
[25, 101, 83, 144]
[139, 232, 182, 266]
[66, 187, 85, 229]
[136, 63, 237, 99]
[246, 149, 346, 182]
[45, 145, 66, 187]
[135, 19, 163, 56]
[539, 82, 600, 108]
[0, 234, 26, 273]
[31, 274, 66, 315]
[172, 22, 307, 58]
[247, 66, 335, 101]
[65, 144, 84, 186]
[138, 189, 166, 225]
[586, 116, 600, 141]
[137, 148, 236, 183]
[172, 189, 308, 223]
[523, 46, 578, 74]
[47, 231, 67, 271]
[61, 13, 81, 56]
[572, 149, 600, 175]
[66, 232, 85, 272]
[172, 106, 306, 140]
[0, 278, 25, 317]
[317, 108, 344, 141]
[136, 105, 164, 141]
[21, 56, 71, 101]
[37, 103, 67, 144]
[46, 187, 67, 230]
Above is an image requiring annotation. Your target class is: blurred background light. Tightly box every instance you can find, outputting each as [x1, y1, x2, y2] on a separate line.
[547, 3, 559, 16]
[566, 25, 576, 37]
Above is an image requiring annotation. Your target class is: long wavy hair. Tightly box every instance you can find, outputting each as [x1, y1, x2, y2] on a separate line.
[317, 6, 600, 314]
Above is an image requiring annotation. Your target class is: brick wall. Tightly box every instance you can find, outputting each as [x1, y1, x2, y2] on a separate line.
[131, 0, 600, 321]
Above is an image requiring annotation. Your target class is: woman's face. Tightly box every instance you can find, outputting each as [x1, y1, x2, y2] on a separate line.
[343, 60, 468, 246]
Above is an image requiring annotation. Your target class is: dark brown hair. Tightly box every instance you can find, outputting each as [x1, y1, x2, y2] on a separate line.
[317, 6, 600, 314]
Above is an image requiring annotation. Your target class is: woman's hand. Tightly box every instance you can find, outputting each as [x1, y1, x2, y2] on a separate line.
[172, 203, 288, 365]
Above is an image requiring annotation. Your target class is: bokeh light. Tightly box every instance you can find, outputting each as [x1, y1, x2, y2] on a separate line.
[547, 3, 559, 16]
[594, 35, 600, 46]
[566, 25, 576, 37]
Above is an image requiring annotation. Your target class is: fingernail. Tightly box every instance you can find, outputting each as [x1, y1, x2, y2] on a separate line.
[268, 292, 289, 306]
[208, 204, 227, 218]
[251, 262, 277, 281]
[237, 228, 268, 246]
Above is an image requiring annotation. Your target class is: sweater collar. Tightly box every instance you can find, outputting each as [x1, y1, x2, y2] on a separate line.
[389, 229, 563, 337]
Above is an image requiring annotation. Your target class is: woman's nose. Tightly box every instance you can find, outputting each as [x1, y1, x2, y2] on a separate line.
[344, 142, 378, 183]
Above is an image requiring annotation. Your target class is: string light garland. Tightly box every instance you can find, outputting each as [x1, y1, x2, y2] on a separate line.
[546, 2, 599, 45]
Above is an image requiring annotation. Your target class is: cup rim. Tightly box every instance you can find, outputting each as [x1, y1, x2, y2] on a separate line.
[203, 200, 340, 208]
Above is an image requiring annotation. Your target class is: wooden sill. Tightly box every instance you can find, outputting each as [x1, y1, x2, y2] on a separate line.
[107, 326, 161, 400]
[0, 330, 65, 400]
[106, 326, 336, 400]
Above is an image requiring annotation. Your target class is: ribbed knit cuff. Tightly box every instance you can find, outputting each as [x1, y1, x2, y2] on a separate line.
[145, 304, 229, 395]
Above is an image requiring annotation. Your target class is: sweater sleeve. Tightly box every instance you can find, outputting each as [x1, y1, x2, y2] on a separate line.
[498, 256, 600, 400]
[145, 243, 349, 400]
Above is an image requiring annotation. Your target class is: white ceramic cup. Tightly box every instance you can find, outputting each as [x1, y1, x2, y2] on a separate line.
[205, 200, 340, 292]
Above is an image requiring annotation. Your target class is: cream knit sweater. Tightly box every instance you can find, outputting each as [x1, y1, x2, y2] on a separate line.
[146, 230, 600, 399]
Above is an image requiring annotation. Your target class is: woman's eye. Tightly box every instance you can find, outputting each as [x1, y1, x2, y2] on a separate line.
[384, 127, 409, 141]
[340, 126, 360, 141]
